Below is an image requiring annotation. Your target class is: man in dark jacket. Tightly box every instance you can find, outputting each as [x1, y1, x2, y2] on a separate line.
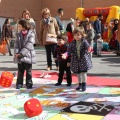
[94, 14, 103, 35]
[93, 14, 103, 55]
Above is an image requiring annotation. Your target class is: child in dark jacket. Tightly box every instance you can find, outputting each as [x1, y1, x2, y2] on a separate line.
[54, 34, 72, 86]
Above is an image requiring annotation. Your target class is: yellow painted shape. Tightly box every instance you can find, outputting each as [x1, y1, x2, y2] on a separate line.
[41, 100, 70, 108]
[49, 113, 104, 120]
[31, 86, 64, 96]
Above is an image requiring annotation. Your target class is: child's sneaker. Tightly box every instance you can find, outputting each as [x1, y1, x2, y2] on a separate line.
[67, 83, 71, 86]
[40, 72, 45, 78]
[44, 73, 51, 79]
[16, 84, 22, 89]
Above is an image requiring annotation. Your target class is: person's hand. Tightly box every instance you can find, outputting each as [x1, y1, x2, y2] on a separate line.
[88, 47, 93, 53]
[67, 62, 70, 67]
[15, 54, 20, 58]
[61, 54, 67, 59]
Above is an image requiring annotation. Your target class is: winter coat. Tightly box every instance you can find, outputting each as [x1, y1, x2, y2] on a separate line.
[14, 30, 37, 64]
[2, 24, 13, 38]
[40, 17, 60, 45]
[86, 29, 95, 48]
[68, 38, 92, 73]
[94, 19, 101, 34]
[97, 38, 103, 50]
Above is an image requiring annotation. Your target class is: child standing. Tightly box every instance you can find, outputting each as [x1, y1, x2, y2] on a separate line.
[86, 22, 95, 58]
[97, 34, 103, 56]
[54, 34, 72, 86]
[14, 19, 37, 89]
[62, 27, 92, 91]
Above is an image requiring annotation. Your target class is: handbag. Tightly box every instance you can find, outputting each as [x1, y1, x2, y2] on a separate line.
[0, 39, 8, 54]
[46, 34, 57, 43]
[45, 22, 57, 43]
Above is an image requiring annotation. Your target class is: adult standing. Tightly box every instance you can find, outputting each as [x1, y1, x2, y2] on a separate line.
[94, 14, 103, 35]
[86, 22, 95, 58]
[55, 8, 64, 33]
[117, 20, 120, 42]
[2, 18, 13, 56]
[93, 14, 103, 55]
[21, 9, 35, 30]
[40, 8, 60, 71]
[116, 20, 120, 54]
[109, 19, 119, 50]
[21, 9, 38, 45]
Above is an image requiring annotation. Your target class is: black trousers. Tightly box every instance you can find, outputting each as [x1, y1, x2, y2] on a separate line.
[58, 61, 72, 84]
[45, 44, 59, 67]
[16, 62, 33, 86]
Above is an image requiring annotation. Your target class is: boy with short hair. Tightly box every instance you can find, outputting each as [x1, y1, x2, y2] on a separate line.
[54, 34, 72, 86]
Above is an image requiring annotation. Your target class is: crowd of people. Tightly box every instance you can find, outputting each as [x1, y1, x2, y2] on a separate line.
[0, 7, 120, 91]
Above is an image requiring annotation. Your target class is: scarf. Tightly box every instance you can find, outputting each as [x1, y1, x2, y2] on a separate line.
[21, 30, 28, 37]
[43, 17, 50, 25]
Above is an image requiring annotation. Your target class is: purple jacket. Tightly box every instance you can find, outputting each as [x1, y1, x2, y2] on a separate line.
[68, 38, 92, 73]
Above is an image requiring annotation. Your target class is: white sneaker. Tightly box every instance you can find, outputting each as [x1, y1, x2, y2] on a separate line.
[44, 73, 51, 79]
[40, 72, 45, 78]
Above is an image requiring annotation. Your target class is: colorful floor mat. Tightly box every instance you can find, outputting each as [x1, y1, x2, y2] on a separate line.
[0, 77, 120, 120]
[32, 70, 120, 87]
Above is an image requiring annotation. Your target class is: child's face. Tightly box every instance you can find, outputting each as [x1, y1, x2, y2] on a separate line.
[57, 39, 65, 46]
[18, 24, 25, 31]
[73, 32, 82, 41]
[7, 19, 10, 24]
[86, 25, 92, 30]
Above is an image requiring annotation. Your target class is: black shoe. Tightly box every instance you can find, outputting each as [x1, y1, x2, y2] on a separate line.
[16, 84, 22, 89]
[82, 82, 86, 91]
[76, 83, 82, 90]
[67, 84, 71, 86]
[9, 54, 13, 56]
[55, 83, 61, 86]
[27, 85, 32, 89]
